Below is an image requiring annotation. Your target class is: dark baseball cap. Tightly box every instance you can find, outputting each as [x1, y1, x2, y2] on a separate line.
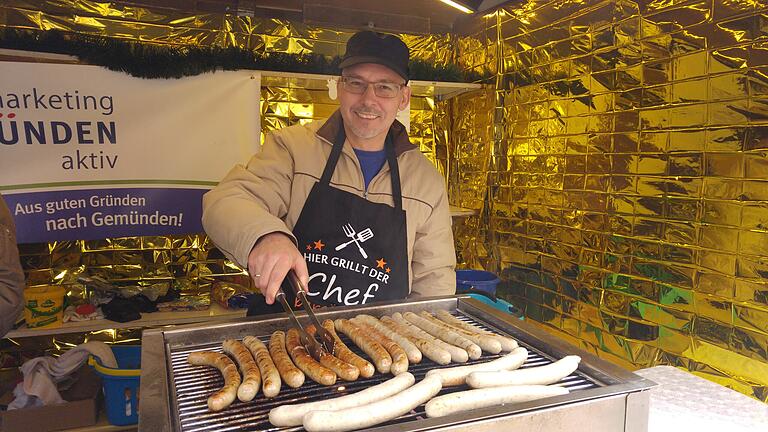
[339, 31, 410, 81]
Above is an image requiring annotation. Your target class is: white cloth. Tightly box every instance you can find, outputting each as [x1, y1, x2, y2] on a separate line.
[636, 366, 768, 432]
[8, 341, 117, 409]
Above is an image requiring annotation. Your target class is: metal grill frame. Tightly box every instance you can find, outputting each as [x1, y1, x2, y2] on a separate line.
[140, 296, 655, 432]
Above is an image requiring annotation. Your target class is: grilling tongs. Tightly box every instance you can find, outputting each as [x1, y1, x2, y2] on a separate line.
[274, 270, 336, 360]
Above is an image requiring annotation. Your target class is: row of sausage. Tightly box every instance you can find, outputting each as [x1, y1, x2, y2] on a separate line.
[187, 310, 519, 410]
[186, 310, 581, 431]
[274, 352, 581, 431]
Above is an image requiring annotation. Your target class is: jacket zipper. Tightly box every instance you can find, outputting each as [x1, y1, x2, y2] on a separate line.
[364, 162, 390, 200]
[317, 134, 391, 201]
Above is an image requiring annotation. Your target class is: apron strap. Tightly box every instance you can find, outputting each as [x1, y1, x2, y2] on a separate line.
[319, 122, 403, 211]
[385, 131, 403, 211]
[319, 125, 347, 186]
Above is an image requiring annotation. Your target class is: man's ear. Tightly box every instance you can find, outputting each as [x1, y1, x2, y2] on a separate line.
[399, 85, 411, 111]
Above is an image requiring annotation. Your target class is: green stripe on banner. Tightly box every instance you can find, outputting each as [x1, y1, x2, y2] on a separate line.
[0, 179, 218, 191]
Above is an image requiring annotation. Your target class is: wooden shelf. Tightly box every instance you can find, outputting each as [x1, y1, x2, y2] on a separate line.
[5, 303, 246, 339]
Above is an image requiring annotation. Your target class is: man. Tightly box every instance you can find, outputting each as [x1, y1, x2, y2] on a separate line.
[203, 31, 456, 314]
[0, 194, 25, 336]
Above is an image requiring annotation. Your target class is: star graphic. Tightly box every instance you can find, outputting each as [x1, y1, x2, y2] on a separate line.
[386, 267, 391, 273]
[306, 244, 313, 251]
[314, 240, 325, 251]
[376, 258, 387, 269]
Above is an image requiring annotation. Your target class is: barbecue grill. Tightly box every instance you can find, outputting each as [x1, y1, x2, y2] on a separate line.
[139, 296, 655, 431]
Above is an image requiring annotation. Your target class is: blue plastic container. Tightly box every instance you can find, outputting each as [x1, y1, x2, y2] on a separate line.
[89, 345, 141, 426]
[456, 269, 501, 296]
[466, 293, 524, 319]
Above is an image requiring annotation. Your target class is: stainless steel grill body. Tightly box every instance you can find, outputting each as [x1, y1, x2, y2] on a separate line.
[140, 296, 655, 432]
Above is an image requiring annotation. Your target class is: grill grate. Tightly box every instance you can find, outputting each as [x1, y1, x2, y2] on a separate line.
[167, 312, 601, 432]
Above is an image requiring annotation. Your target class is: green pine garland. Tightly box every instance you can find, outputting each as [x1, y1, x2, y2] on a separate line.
[0, 28, 483, 82]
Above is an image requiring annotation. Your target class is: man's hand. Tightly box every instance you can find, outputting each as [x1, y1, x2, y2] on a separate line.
[248, 232, 309, 304]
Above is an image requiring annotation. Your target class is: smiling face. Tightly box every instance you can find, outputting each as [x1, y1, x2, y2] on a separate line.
[337, 63, 411, 150]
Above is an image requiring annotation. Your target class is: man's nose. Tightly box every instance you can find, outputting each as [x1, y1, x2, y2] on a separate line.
[361, 83, 378, 101]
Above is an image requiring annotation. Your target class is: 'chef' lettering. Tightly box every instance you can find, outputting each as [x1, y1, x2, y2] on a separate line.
[307, 272, 379, 305]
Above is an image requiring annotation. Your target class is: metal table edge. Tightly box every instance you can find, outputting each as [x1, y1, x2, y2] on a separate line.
[139, 331, 171, 432]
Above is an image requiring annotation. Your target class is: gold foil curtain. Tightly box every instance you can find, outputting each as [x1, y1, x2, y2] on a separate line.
[443, 88, 496, 269]
[454, 0, 768, 401]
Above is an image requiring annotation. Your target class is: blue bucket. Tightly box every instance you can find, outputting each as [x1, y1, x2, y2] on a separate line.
[465, 293, 524, 319]
[456, 269, 501, 296]
[89, 345, 141, 426]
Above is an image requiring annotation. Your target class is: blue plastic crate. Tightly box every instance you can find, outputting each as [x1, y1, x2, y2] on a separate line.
[456, 269, 501, 296]
[89, 345, 141, 426]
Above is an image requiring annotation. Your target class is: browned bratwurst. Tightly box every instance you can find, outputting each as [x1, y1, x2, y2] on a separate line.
[187, 351, 241, 411]
[285, 328, 337, 386]
[307, 324, 360, 381]
[222, 339, 261, 401]
[322, 319, 375, 378]
[269, 331, 305, 388]
[243, 336, 281, 397]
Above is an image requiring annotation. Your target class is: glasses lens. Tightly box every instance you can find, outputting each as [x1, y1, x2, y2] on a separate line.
[341, 78, 400, 98]
[343, 78, 366, 94]
[374, 83, 399, 98]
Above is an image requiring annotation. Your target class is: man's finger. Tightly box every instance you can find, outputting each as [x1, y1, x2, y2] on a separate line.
[265, 259, 292, 304]
[293, 257, 310, 291]
[251, 271, 263, 291]
[259, 258, 277, 303]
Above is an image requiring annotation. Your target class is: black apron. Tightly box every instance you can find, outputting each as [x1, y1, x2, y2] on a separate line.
[247, 126, 409, 315]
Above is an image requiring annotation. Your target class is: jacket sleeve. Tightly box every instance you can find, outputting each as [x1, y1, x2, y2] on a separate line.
[202, 131, 297, 268]
[408, 182, 456, 299]
[0, 196, 25, 337]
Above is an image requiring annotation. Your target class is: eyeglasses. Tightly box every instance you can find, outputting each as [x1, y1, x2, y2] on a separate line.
[339, 76, 405, 98]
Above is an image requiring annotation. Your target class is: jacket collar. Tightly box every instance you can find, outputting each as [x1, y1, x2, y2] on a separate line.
[316, 110, 418, 157]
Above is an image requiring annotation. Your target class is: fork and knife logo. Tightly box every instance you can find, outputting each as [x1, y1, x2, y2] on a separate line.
[335, 223, 374, 259]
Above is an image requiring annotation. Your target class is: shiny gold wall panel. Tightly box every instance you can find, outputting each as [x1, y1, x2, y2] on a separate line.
[456, 0, 768, 401]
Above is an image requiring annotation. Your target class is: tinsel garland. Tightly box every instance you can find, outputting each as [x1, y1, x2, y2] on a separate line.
[0, 28, 483, 82]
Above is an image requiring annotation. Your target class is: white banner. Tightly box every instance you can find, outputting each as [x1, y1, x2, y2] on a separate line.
[0, 61, 260, 242]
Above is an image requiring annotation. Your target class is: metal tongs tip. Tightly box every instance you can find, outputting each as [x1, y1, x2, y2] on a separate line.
[275, 270, 336, 360]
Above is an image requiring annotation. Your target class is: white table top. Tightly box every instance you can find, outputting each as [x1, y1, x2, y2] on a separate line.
[635, 366, 768, 431]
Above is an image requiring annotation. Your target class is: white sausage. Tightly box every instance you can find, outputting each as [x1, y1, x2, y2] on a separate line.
[393, 313, 468, 363]
[419, 311, 502, 354]
[355, 314, 422, 363]
[269, 372, 416, 427]
[425, 347, 528, 386]
[403, 312, 482, 359]
[467, 355, 581, 388]
[303, 376, 443, 432]
[381, 316, 451, 365]
[350, 317, 409, 375]
[435, 310, 518, 351]
[335, 318, 392, 374]
[425, 385, 569, 418]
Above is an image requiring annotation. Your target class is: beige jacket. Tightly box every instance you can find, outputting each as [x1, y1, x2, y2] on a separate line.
[0, 194, 25, 337]
[202, 111, 456, 298]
